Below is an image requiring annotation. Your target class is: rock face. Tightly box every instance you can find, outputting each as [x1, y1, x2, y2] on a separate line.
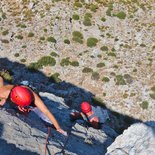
[106, 122, 155, 155]
[0, 90, 116, 155]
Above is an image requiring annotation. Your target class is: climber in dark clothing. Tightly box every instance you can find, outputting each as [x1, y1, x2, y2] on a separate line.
[0, 76, 67, 136]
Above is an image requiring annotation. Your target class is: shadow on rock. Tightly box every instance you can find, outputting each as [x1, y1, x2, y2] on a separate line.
[0, 122, 39, 155]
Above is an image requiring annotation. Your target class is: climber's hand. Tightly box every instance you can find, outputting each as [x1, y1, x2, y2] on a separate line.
[57, 128, 68, 136]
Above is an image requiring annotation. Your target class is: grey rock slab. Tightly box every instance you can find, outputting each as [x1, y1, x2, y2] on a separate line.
[106, 122, 155, 155]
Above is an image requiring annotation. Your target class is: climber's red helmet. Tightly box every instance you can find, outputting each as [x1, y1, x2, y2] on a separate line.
[10, 86, 34, 107]
[81, 102, 92, 114]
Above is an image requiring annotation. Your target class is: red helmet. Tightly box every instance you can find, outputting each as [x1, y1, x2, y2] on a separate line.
[81, 102, 92, 114]
[10, 86, 34, 107]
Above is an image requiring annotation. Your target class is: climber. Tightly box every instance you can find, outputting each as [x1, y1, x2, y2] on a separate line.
[70, 101, 110, 129]
[0, 76, 67, 136]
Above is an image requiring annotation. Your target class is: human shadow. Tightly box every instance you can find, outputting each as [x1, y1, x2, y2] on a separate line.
[0, 57, 155, 155]
[0, 122, 39, 155]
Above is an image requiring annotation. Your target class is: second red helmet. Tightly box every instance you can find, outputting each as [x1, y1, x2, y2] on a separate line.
[81, 102, 92, 114]
[10, 86, 34, 107]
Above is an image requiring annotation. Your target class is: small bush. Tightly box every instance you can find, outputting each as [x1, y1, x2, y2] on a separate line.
[102, 76, 110, 82]
[106, 3, 113, 16]
[151, 86, 155, 92]
[140, 101, 149, 109]
[74, 2, 82, 8]
[64, 39, 70, 44]
[43, 28, 48, 33]
[89, 4, 98, 12]
[115, 75, 126, 85]
[72, 31, 83, 39]
[22, 45, 27, 48]
[50, 52, 59, 57]
[72, 14, 80, 20]
[91, 72, 100, 80]
[47, 37, 57, 43]
[97, 62, 105, 68]
[83, 17, 92, 26]
[0, 70, 13, 83]
[87, 37, 98, 47]
[150, 93, 155, 100]
[115, 11, 126, 19]
[85, 13, 92, 18]
[72, 31, 83, 44]
[49, 73, 62, 83]
[20, 59, 26, 63]
[2, 30, 9, 35]
[100, 46, 108, 51]
[14, 53, 20, 57]
[101, 17, 106, 22]
[15, 35, 23, 40]
[28, 56, 56, 70]
[70, 61, 79, 67]
[107, 52, 116, 57]
[20, 24, 27, 28]
[1, 39, 9, 43]
[60, 57, 70, 66]
[82, 67, 93, 73]
[40, 37, 45, 41]
[28, 32, 34, 37]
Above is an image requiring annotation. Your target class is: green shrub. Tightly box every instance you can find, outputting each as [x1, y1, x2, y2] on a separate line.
[140, 101, 149, 109]
[85, 13, 92, 18]
[70, 61, 79, 67]
[47, 37, 56, 43]
[64, 39, 70, 44]
[115, 11, 126, 19]
[49, 73, 62, 83]
[151, 86, 155, 92]
[83, 17, 92, 26]
[14, 53, 20, 57]
[115, 75, 126, 85]
[22, 45, 27, 48]
[87, 37, 98, 47]
[28, 56, 56, 70]
[89, 4, 98, 12]
[83, 13, 92, 26]
[0, 70, 13, 83]
[20, 59, 26, 63]
[1, 39, 9, 43]
[74, 2, 82, 8]
[20, 24, 27, 28]
[91, 72, 100, 80]
[72, 14, 80, 20]
[28, 32, 34, 37]
[97, 62, 105, 68]
[2, 30, 9, 35]
[100, 46, 108, 51]
[107, 52, 116, 57]
[72, 31, 83, 39]
[106, 3, 113, 16]
[101, 17, 106, 22]
[15, 35, 23, 40]
[60, 57, 70, 66]
[40, 37, 45, 41]
[72, 31, 83, 44]
[150, 93, 155, 99]
[43, 28, 48, 32]
[82, 67, 93, 73]
[102, 77, 110, 82]
[50, 52, 59, 57]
